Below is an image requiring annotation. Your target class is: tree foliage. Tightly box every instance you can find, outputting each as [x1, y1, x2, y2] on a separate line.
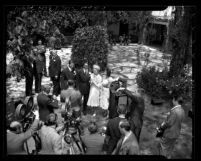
[71, 25, 109, 71]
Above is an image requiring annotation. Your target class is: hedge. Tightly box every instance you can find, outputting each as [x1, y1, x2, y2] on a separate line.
[71, 25, 109, 71]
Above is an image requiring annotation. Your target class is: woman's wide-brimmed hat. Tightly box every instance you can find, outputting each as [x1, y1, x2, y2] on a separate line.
[93, 64, 100, 71]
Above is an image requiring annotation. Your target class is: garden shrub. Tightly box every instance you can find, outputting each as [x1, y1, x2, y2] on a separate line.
[71, 25, 109, 71]
[136, 65, 192, 101]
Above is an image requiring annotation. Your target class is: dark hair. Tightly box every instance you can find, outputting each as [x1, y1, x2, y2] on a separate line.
[173, 94, 183, 105]
[45, 113, 58, 126]
[88, 123, 98, 134]
[117, 104, 127, 115]
[106, 68, 111, 77]
[68, 79, 75, 87]
[119, 120, 131, 131]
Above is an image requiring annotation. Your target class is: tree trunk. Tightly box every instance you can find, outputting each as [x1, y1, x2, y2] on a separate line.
[169, 6, 192, 77]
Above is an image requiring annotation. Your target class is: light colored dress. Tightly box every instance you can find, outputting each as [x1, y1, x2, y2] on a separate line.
[87, 73, 102, 107]
[100, 77, 118, 110]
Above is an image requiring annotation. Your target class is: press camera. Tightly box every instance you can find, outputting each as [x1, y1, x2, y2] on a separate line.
[14, 96, 36, 132]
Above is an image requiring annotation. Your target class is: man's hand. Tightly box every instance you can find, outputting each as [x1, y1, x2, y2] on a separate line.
[55, 75, 58, 79]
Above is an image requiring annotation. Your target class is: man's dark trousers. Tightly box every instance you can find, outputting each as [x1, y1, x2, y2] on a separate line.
[35, 73, 42, 93]
[25, 70, 33, 96]
[51, 76, 60, 96]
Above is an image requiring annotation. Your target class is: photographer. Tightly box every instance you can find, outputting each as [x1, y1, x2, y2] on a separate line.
[7, 110, 40, 154]
[38, 113, 62, 154]
[157, 93, 185, 159]
[37, 85, 59, 122]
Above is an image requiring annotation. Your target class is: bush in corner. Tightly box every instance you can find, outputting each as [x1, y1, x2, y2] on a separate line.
[71, 25, 109, 71]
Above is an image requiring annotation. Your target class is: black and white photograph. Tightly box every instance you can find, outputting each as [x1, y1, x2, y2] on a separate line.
[5, 5, 194, 159]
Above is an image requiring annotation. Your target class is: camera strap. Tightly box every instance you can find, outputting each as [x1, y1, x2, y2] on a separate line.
[25, 141, 30, 155]
[72, 135, 83, 154]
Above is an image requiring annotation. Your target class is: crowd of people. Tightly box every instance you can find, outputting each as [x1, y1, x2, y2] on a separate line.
[6, 39, 186, 158]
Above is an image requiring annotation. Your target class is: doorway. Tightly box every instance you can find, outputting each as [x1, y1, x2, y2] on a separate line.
[119, 21, 128, 36]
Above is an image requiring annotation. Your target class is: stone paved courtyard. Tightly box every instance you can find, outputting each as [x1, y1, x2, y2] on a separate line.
[6, 43, 192, 158]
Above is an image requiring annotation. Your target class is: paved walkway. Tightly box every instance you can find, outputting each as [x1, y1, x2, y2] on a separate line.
[6, 44, 192, 158]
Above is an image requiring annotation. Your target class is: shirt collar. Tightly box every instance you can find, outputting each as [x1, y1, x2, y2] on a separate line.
[123, 131, 132, 143]
[171, 105, 181, 111]
[119, 115, 125, 118]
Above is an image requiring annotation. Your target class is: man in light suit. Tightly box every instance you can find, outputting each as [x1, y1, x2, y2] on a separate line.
[81, 122, 105, 155]
[158, 93, 185, 159]
[112, 119, 140, 155]
[38, 113, 62, 154]
[60, 79, 81, 103]
[7, 110, 40, 154]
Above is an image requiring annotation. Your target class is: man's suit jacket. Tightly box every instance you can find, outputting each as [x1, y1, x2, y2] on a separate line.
[76, 69, 90, 95]
[60, 67, 75, 90]
[37, 93, 59, 122]
[123, 89, 145, 141]
[39, 125, 62, 154]
[7, 119, 39, 154]
[33, 58, 45, 74]
[163, 106, 185, 139]
[60, 88, 81, 103]
[105, 117, 127, 154]
[81, 133, 105, 155]
[112, 132, 140, 155]
[48, 55, 61, 78]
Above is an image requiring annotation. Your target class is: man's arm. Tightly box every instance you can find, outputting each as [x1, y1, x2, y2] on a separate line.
[53, 134, 63, 154]
[160, 111, 176, 130]
[128, 144, 140, 155]
[20, 110, 40, 141]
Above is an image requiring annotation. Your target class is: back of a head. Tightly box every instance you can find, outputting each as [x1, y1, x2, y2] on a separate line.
[119, 120, 131, 132]
[68, 79, 75, 87]
[45, 113, 57, 126]
[41, 85, 51, 94]
[172, 92, 183, 105]
[117, 104, 127, 115]
[88, 123, 98, 134]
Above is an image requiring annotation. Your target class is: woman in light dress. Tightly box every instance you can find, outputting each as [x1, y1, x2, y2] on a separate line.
[87, 64, 102, 109]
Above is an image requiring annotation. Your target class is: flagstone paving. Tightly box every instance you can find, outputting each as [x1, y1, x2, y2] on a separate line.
[6, 43, 192, 158]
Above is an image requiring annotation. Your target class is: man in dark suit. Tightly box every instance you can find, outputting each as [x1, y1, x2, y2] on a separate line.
[103, 104, 127, 154]
[48, 50, 61, 96]
[60, 60, 76, 90]
[81, 122, 105, 155]
[112, 120, 140, 155]
[37, 85, 59, 122]
[7, 110, 40, 154]
[20, 52, 34, 96]
[122, 89, 145, 142]
[158, 94, 185, 159]
[33, 53, 45, 93]
[76, 63, 90, 114]
[36, 39, 47, 76]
